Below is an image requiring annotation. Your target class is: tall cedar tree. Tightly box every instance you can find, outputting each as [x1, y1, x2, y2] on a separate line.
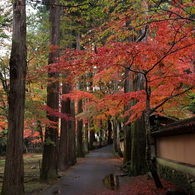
[76, 33, 85, 157]
[40, 0, 60, 180]
[59, 81, 71, 170]
[123, 69, 132, 163]
[77, 80, 85, 157]
[59, 80, 76, 170]
[1, 0, 26, 194]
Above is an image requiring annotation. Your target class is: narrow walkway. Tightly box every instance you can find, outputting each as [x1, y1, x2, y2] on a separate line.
[40, 144, 124, 195]
[39, 144, 178, 195]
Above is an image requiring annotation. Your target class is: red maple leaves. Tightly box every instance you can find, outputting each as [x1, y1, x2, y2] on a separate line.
[40, 1, 195, 125]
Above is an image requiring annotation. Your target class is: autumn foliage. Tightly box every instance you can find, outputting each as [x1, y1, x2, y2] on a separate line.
[51, 3, 195, 124]
[0, 0, 194, 151]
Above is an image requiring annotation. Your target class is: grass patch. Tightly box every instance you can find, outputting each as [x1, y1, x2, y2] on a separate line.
[0, 153, 59, 195]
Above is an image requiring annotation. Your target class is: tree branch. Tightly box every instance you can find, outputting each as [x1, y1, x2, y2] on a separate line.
[150, 87, 193, 114]
[136, 25, 149, 43]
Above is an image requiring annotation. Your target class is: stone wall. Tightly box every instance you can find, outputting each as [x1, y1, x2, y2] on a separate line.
[156, 158, 195, 194]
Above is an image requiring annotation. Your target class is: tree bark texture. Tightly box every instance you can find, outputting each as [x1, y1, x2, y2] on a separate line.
[68, 100, 76, 165]
[145, 94, 163, 188]
[113, 119, 123, 157]
[76, 99, 84, 157]
[40, 0, 60, 181]
[75, 36, 85, 157]
[59, 97, 76, 169]
[123, 69, 131, 163]
[130, 116, 147, 175]
[83, 122, 89, 154]
[84, 73, 93, 152]
[76, 79, 85, 157]
[89, 129, 94, 150]
[98, 120, 103, 148]
[107, 119, 112, 144]
[144, 66, 162, 187]
[1, 0, 26, 194]
[130, 73, 148, 175]
[59, 82, 71, 171]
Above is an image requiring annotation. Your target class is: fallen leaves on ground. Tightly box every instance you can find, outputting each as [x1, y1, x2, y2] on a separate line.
[119, 174, 184, 195]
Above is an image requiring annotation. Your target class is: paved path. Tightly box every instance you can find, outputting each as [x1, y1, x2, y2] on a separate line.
[40, 144, 127, 195]
[39, 144, 184, 195]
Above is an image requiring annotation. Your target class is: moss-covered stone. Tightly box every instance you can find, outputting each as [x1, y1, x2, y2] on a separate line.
[157, 164, 195, 194]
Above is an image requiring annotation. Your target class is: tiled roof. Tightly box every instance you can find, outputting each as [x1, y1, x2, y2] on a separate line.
[151, 117, 195, 137]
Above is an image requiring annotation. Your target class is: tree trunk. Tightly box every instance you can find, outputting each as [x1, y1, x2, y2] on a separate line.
[89, 129, 94, 150]
[77, 99, 85, 157]
[83, 122, 89, 154]
[40, 0, 60, 181]
[85, 73, 93, 151]
[113, 120, 117, 152]
[123, 69, 131, 163]
[76, 32, 85, 157]
[145, 86, 163, 188]
[107, 119, 112, 144]
[58, 82, 70, 171]
[59, 81, 77, 169]
[37, 121, 43, 151]
[113, 119, 123, 157]
[1, 0, 26, 194]
[130, 73, 148, 175]
[130, 116, 147, 175]
[99, 120, 103, 148]
[68, 100, 77, 166]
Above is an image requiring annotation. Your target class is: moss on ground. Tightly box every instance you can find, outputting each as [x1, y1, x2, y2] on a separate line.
[0, 153, 59, 195]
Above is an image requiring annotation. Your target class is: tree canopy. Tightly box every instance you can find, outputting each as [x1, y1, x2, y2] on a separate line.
[0, 0, 195, 192]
